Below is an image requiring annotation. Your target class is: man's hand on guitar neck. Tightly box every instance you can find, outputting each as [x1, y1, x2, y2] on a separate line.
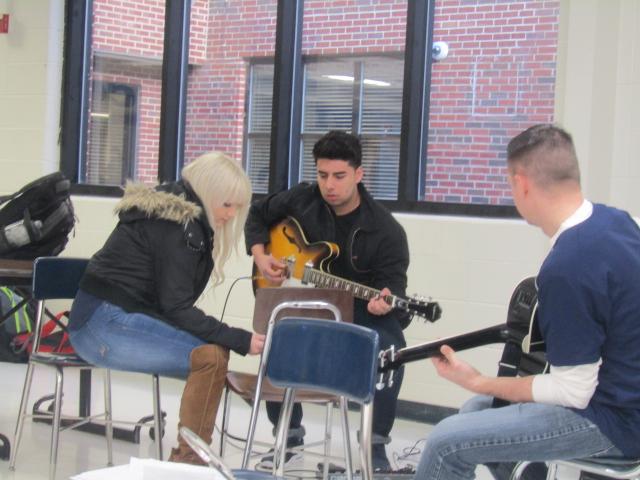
[368, 287, 393, 316]
[432, 345, 534, 403]
[251, 244, 286, 285]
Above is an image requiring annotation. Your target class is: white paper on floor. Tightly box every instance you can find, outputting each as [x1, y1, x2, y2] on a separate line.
[70, 457, 226, 480]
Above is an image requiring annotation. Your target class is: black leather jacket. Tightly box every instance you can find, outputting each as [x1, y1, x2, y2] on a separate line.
[78, 181, 252, 355]
[245, 182, 410, 339]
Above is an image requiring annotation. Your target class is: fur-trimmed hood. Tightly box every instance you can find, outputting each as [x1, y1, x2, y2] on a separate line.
[115, 182, 202, 225]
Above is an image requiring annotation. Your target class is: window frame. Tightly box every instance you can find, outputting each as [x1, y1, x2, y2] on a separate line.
[60, 0, 190, 197]
[257, 0, 518, 217]
[84, 82, 138, 186]
[61, 0, 518, 217]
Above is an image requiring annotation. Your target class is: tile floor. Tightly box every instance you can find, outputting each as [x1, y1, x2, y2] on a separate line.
[0, 362, 579, 480]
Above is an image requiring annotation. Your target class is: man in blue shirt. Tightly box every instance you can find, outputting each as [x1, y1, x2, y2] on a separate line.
[415, 124, 640, 479]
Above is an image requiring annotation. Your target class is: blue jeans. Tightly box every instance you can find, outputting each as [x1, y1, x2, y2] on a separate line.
[415, 395, 624, 480]
[68, 291, 205, 379]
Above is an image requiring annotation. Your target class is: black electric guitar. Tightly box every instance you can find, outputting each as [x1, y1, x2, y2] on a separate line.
[377, 276, 545, 386]
[252, 216, 442, 323]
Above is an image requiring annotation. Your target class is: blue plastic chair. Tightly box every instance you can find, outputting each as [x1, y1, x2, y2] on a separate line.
[232, 288, 355, 479]
[9, 257, 163, 479]
[265, 317, 379, 480]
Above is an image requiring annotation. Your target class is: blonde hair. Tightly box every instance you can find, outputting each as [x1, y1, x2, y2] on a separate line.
[181, 152, 252, 286]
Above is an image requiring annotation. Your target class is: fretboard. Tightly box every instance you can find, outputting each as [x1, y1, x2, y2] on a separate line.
[302, 267, 396, 306]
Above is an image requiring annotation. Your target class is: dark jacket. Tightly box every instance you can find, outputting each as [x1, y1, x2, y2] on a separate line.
[79, 181, 252, 355]
[245, 182, 410, 340]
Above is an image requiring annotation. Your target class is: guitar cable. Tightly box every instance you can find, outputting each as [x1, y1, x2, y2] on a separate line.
[392, 438, 424, 472]
[218, 275, 253, 326]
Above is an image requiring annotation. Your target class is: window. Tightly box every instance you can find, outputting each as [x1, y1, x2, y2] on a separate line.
[300, 56, 404, 200]
[183, 1, 276, 173]
[245, 63, 275, 194]
[62, 0, 558, 215]
[85, 83, 137, 185]
[421, 1, 559, 207]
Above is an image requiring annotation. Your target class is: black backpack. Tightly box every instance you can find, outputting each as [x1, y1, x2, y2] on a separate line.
[0, 172, 75, 260]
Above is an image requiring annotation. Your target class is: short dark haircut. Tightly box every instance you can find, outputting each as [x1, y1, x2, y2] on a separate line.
[312, 130, 362, 168]
[507, 124, 580, 188]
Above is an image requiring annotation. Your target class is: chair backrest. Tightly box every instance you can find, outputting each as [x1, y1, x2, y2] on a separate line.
[32, 257, 89, 300]
[30, 257, 89, 356]
[266, 317, 379, 403]
[252, 287, 353, 334]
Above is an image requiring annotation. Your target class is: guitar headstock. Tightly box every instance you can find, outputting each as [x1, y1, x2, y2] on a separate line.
[400, 296, 442, 323]
[377, 346, 397, 389]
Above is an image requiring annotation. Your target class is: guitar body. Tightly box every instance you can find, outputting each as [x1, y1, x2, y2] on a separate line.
[252, 217, 339, 291]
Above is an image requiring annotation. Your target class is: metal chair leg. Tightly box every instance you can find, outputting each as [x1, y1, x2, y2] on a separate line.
[274, 388, 296, 478]
[220, 385, 232, 457]
[152, 374, 163, 460]
[103, 369, 113, 466]
[359, 403, 374, 480]
[545, 462, 557, 480]
[242, 363, 269, 468]
[509, 461, 531, 480]
[49, 366, 64, 480]
[321, 402, 333, 480]
[9, 362, 36, 470]
[340, 396, 354, 480]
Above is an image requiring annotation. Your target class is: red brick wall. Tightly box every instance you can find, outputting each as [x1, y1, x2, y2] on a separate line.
[302, 0, 406, 55]
[184, 1, 277, 165]
[425, 0, 559, 204]
[90, 0, 209, 181]
[90, 0, 558, 205]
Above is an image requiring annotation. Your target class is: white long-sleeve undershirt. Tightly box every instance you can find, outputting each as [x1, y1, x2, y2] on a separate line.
[532, 360, 601, 409]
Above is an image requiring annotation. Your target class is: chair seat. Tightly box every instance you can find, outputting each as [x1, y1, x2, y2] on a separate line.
[561, 456, 640, 470]
[574, 457, 640, 468]
[30, 352, 92, 367]
[226, 371, 340, 404]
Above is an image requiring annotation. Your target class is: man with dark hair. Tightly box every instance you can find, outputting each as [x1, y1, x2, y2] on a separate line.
[245, 130, 410, 472]
[414, 124, 640, 479]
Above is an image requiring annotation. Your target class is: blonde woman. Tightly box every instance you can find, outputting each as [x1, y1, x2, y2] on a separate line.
[68, 152, 264, 464]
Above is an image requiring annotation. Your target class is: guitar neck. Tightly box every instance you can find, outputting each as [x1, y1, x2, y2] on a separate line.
[302, 267, 395, 305]
[380, 323, 510, 372]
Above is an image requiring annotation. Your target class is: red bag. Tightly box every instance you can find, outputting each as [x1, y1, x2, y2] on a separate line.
[11, 311, 75, 355]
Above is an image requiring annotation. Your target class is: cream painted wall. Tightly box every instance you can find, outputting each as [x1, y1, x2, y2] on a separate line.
[0, 0, 64, 192]
[556, 0, 640, 217]
[1, 0, 638, 409]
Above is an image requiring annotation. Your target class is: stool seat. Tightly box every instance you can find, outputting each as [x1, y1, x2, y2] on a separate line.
[30, 352, 90, 367]
[226, 372, 340, 404]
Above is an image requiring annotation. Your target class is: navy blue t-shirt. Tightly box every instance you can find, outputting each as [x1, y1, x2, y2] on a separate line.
[537, 204, 640, 457]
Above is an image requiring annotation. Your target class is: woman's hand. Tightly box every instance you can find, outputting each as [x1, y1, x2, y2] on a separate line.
[249, 333, 265, 355]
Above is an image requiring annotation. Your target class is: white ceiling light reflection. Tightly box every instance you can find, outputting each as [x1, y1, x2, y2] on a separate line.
[322, 74, 390, 87]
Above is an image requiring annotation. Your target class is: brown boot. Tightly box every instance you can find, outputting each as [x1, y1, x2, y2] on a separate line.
[168, 344, 229, 465]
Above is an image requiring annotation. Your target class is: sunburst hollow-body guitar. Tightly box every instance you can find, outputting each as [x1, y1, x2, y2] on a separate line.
[252, 216, 442, 323]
